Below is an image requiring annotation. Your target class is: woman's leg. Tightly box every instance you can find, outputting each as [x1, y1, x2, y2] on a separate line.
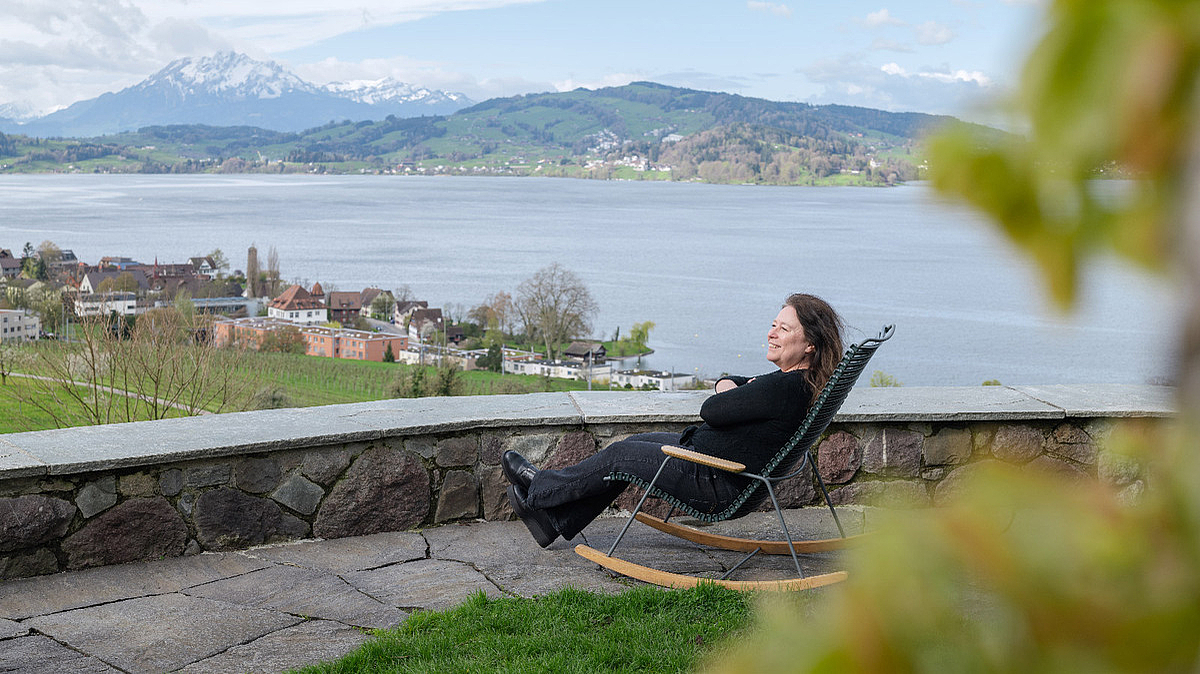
[525, 432, 732, 540]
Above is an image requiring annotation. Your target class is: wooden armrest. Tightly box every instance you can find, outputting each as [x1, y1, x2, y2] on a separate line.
[661, 445, 746, 473]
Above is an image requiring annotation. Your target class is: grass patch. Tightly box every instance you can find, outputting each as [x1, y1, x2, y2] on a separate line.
[295, 585, 755, 674]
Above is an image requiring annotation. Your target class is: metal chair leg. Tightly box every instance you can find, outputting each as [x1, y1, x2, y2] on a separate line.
[606, 457, 671, 557]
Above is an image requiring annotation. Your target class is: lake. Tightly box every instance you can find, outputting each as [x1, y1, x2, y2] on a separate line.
[0, 174, 1180, 386]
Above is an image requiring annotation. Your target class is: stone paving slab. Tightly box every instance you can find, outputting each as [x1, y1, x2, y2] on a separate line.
[26, 593, 301, 674]
[0, 437, 45, 479]
[0, 634, 122, 673]
[1, 408, 384, 475]
[569, 390, 707, 424]
[0, 552, 270, 620]
[345, 558, 505, 612]
[238, 531, 428, 573]
[838, 386, 1065, 421]
[0, 616, 27, 638]
[1009, 384, 1175, 417]
[185, 564, 407, 629]
[0, 509, 861, 673]
[176, 620, 373, 674]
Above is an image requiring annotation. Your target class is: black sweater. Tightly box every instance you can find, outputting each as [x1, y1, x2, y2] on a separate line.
[689, 369, 813, 475]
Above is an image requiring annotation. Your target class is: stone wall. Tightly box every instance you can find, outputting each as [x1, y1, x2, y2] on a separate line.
[0, 385, 1173, 580]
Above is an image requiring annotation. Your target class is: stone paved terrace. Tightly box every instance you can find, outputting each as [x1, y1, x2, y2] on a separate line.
[0, 507, 862, 673]
[0, 384, 1176, 672]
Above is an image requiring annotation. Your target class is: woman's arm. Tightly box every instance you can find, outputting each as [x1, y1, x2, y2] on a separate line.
[701, 372, 792, 427]
[713, 375, 750, 393]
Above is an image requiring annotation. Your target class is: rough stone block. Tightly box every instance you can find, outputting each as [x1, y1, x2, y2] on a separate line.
[159, 469, 183, 497]
[829, 480, 929, 508]
[0, 495, 75, 553]
[436, 436, 478, 467]
[990, 425, 1044, 464]
[118, 472, 157, 497]
[933, 460, 1005, 505]
[0, 548, 59, 579]
[1053, 423, 1091, 445]
[195, 489, 295, 551]
[76, 478, 118, 519]
[481, 434, 505, 465]
[503, 433, 558, 465]
[862, 428, 923, 477]
[185, 464, 231, 489]
[235, 457, 281, 494]
[817, 431, 861, 484]
[62, 497, 187, 570]
[406, 438, 437, 460]
[479, 466, 512, 521]
[302, 447, 353, 486]
[1023, 455, 1089, 483]
[1098, 450, 1141, 486]
[1046, 423, 1096, 465]
[769, 465, 817, 508]
[178, 491, 195, 516]
[313, 446, 429, 539]
[271, 474, 325, 516]
[922, 427, 972, 467]
[435, 470, 478, 523]
[546, 431, 597, 469]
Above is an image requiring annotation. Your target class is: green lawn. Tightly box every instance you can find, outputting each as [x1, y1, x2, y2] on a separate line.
[294, 585, 757, 674]
[1, 345, 597, 433]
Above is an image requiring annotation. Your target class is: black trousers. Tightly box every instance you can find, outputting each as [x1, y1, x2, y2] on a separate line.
[524, 432, 743, 540]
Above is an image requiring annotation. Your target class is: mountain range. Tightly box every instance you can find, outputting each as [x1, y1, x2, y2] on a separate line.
[0, 52, 473, 137]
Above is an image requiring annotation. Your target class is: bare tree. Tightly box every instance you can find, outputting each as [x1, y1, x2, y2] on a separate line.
[0, 309, 248, 429]
[516, 263, 598, 361]
[266, 246, 281, 298]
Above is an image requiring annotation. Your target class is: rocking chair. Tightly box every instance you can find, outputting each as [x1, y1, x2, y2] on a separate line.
[576, 325, 895, 591]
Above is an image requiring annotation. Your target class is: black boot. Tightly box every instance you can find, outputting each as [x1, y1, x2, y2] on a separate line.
[507, 484, 559, 548]
[502, 450, 538, 489]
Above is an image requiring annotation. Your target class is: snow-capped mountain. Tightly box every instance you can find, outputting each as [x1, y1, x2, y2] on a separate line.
[0, 52, 474, 137]
[323, 77, 471, 108]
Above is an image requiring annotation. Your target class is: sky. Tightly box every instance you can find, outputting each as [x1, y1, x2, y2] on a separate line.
[0, 0, 1047, 121]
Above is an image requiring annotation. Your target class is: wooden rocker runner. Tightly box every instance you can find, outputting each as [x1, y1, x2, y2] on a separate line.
[576, 325, 894, 591]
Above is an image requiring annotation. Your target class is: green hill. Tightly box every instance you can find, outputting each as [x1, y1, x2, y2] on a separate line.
[0, 82, 992, 185]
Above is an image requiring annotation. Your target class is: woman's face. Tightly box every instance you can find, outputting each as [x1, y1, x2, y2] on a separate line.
[766, 306, 813, 372]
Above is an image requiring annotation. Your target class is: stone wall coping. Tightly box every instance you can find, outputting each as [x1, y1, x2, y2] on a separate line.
[0, 384, 1174, 480]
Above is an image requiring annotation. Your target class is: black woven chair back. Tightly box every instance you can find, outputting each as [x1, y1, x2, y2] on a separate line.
[724, 324, 895, 519]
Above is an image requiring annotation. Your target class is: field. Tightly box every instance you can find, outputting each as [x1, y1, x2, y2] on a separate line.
[1, 345, 595, 433]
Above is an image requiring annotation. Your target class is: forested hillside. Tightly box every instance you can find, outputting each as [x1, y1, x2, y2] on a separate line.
[0, 82, 994, 185]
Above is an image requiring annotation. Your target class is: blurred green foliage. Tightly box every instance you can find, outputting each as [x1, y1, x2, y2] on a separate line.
[710, 0, 1200, 671]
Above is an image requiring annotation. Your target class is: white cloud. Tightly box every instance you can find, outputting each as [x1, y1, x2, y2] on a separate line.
[882, 62, 990, 86]
[0, 0, 549, 112]
[915, 20, 954, 45]
[869, 37, 912, 52]
[553, 73, 643, 92]
[802, 55, 998, 116]
[747, 1, 792, 18]
[865, 9, 905, 27]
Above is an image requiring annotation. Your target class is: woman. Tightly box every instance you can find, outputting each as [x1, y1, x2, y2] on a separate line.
[503, 293, 845, 547]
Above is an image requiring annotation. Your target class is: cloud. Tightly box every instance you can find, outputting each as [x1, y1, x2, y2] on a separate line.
[802, 54, 998, 115]
[747, 1, 792, 18]
[0, 0, 550, 112]
[869, 37, 913, 53]
[864, 9, 905, 27]
[291, 55, 556, 100]
[881, 62, 990, 86]
[915, 20, 954, 45]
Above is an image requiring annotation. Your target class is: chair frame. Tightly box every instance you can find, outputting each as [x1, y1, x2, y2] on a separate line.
[575, 325, 895, 591]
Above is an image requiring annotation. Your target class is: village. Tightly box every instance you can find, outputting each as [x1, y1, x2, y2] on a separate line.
[0, 243, 699, 391]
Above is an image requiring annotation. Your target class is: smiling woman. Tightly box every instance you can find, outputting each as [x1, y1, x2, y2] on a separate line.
[502, 293, 845, 548]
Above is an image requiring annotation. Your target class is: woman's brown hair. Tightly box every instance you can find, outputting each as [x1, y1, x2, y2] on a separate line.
[784, 293, 845, 394]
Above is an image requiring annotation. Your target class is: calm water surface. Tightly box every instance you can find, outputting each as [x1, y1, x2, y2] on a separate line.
[0, 174, 1180, 386]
